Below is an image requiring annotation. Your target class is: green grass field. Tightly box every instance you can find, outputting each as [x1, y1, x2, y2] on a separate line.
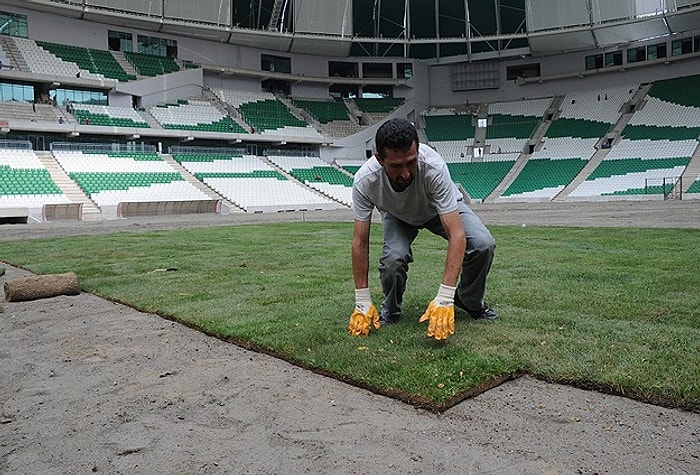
[2, 223, 698, 411]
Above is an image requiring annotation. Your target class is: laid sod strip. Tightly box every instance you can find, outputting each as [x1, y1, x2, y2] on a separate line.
[2, 224, 698, 412]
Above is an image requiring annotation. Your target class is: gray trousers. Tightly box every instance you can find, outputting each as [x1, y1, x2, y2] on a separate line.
[379, 201, 495, 321]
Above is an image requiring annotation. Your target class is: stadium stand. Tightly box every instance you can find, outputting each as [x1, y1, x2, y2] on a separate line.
[11, 37, 106, 81]
[52, 150, 210, 208]
[486, 97, 551, 154]
[0, 147, 70, 210]
[149, 99, 246, 133]
[124, 52, 180, 77]
[36, 41, 135, 82]
[172, 152, 343, 212]
[266, 152, 353, 206]
[71, 104, 149, 128]
[422, 110, 477, 161]
[212, 89, 325, 139]
[448, 157, 516, 202]
[568, 139, 696, 199]
[291, 97, 362, 137]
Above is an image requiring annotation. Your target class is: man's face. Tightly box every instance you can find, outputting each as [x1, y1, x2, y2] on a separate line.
[377, 141, 418, 192]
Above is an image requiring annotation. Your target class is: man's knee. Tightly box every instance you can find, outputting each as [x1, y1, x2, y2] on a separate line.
[380, 253, 410, 278]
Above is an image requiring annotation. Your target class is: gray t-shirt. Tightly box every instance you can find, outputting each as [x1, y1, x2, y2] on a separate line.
[352, 143, 461, 226]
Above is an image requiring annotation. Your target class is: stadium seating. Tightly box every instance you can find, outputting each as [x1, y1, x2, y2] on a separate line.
[447, 159, 515, 201]
[423, 111, 476, 161]
[149, 99, 246, 133]
[124, 52, 180, 77]
[0, 148, 70, 209]
[212, 88, 324, 139]
[500, 158, 588, 201]
[72, 104, 149, 128]
[53, 151, 209, 207]
[568, 139, 696, 198]
[12, 37, 105, 80]
[558, 85, 636, 124]
[173, 152, 342, 212]
[37, 41, 134, 81]
[266, 153, 353, 206]
[334, 158, 367, 175]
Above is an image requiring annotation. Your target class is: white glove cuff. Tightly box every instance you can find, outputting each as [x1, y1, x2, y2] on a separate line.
[355, 288, 372, 313]
[435, 284, 456, 306]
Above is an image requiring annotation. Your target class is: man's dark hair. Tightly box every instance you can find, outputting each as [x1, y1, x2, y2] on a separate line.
[375, 118, 418, 159]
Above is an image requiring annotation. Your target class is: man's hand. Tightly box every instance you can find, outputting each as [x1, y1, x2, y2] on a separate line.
[419, 284, 456, 341]
[348, 288, 380, 336]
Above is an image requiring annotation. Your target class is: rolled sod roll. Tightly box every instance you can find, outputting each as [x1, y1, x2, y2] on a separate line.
[4, 272, 81, 302]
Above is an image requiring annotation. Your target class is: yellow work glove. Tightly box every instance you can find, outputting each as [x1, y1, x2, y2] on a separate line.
[347, 288, 380, 336]
[419, 284, 456, 341]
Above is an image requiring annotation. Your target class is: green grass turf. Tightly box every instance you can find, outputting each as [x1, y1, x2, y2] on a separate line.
[2, 223, 698, 411]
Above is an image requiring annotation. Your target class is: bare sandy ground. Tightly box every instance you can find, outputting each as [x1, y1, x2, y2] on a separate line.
[1, 200, 699, 474]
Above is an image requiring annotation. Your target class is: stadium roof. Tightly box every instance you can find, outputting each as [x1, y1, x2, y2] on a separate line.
[5, 0, 700, 62]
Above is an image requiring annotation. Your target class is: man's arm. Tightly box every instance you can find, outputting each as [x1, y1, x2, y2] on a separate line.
[351, 218, 372, 289]
[439, 210, 466, 287]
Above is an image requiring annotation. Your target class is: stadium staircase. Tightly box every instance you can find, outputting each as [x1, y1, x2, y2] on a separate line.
[483, 154, 527, 202]
[553, 147, 610, 200]
[0, 36, 25, 70]
[137, 109, 164, 129]
[110, 51, 140, 79]
[261, 156, 349, 207]
[36, 151, 101, 220]
[675, 142, 700, 196]
[202, 89, 252, 133]
[159, 153, 240, 211]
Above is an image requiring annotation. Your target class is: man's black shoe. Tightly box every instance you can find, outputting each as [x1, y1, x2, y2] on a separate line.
[454, 294, 499, 321]
[379, 309, 400, 326]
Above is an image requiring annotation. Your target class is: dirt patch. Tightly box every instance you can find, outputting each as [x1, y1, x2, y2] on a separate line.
[1, 202, 699, 473]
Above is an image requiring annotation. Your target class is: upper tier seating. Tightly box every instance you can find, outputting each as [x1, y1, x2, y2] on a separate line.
[291, 97, 361, 137]
[423, 112, 476, 161]
[353, 97, 405, 124]
[545, 117, 611, 139]
[12, 37, 105, 80]
[485, 98, 552, 155]
[212, 89, 324, 139]
[531, 137, 599, 160]
[559, 85, 636, 124]
[53, 151, 208, 207]
[292, 98, 352, 123]
[354, 97, 404, 114]
[72, 104, 149, 128]
[37, 41, 134, 81]
[0, 148, 70, 209]
[149, 99, 246, 133]
[124, 52, 180, 77]
[623, 74, 700, 141]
